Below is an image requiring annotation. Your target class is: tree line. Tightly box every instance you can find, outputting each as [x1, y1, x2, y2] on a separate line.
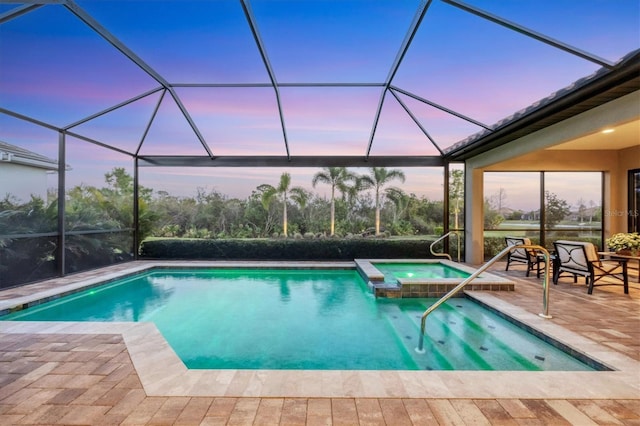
[150, 166, 447, 240]
[3, 165, 587, 244]
[1, 167, 454, 242]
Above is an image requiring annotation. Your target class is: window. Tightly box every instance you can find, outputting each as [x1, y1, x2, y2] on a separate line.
[483, 171, 603, 259]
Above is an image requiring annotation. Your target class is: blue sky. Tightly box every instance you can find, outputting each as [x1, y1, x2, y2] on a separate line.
[0, 0, 638, 207]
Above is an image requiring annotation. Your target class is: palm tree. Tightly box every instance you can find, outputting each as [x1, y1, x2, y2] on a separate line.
[449, 169, 464, 230]
[311, 167, 355, 236]
[289, 187, 311, 232]
[259, 172, 304, 237]
[385, 186, 409, 224]
[360, 167, 406, 235]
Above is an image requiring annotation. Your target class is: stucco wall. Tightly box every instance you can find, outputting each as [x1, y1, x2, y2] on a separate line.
[0, 162, 52, 202]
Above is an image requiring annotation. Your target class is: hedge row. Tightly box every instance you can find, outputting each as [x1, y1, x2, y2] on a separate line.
[139, 238, 435, 260]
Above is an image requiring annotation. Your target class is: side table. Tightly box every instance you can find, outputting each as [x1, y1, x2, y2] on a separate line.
[598, 252, 640, 283]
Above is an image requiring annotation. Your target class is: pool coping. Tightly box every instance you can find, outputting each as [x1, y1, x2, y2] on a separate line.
[1, 261, 639, 398]
[356, 258, 514, 284]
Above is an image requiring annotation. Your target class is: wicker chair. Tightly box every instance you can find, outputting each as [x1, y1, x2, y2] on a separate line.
[552, 240, 628, 294]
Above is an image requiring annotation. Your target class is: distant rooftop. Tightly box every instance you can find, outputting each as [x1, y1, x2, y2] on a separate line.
[0, 140, 59, 171]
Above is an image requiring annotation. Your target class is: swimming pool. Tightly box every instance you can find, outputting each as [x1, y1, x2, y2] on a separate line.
[1, 267, 594, 371]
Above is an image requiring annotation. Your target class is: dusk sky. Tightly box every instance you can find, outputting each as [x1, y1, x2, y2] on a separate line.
[1, 0, 638, 209]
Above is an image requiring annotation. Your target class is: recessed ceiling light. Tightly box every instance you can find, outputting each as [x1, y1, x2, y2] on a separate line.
[602, 128, 615, 134]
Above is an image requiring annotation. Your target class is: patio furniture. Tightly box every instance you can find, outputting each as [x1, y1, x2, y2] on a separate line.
[552, 240, 628, 294]
[505, 236, 545, 278]
[598, 251, 640, 283]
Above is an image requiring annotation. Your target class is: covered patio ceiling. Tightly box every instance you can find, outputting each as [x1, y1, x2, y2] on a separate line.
[1, 0, 638, 167]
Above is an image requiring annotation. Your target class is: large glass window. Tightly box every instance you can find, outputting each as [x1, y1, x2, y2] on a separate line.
[483, 172, 540, 259]
[483, 171, 603, 259]
[544, 172, 602, 247]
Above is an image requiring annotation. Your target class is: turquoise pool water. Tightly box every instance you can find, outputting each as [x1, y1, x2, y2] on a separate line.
[1, 268, 593, 371]
[373, 262, 471, 281]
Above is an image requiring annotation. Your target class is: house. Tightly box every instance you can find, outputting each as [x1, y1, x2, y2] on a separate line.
[0, 140, 60, 202]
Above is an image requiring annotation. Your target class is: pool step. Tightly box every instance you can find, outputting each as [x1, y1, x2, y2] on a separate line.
[409, 301, 543, 371]
[430, 300, 562, 370]
[378, 303, 453, 370]
[381, 300, 536, 370]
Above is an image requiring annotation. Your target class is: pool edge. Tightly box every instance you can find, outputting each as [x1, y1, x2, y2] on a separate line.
[1, 261, 638, 398]
[1, 318, 638, 398]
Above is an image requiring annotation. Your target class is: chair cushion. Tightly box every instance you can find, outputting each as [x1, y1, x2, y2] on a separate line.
[556, 240, 598, 262]
[506, 237, 533, 260]
[555, 241, 589, 272]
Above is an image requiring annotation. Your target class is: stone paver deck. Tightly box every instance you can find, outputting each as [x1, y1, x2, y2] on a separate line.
[1, 260, 639, 424]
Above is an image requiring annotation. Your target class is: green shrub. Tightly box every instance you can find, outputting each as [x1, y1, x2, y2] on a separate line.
[483, 236, 506, 259]
[139, 238, 435, 260]
[183, 227, 212, 239]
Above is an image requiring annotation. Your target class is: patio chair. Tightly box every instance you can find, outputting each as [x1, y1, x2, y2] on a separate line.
[505, 236, 545, 278]
[552, 240, 628, 294]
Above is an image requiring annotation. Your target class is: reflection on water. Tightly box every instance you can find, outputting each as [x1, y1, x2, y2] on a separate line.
[4, 273, 173, 322]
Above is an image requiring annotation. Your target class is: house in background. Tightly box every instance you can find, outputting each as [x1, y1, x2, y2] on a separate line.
[0, 140, 60, 203]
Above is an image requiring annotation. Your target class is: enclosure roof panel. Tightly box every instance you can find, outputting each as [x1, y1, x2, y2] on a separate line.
[0, 0, 638, 162]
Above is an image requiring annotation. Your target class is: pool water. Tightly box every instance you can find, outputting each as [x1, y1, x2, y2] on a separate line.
[1, 268, 593, 371]
[373, 262, 471, 281]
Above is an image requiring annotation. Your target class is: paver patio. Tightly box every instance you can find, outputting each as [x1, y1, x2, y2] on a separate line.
[1, 260, 638, 425]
